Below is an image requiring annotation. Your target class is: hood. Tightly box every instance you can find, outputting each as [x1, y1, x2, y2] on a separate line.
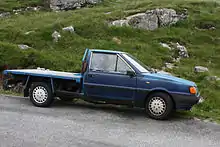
[142, 72, 196, 86]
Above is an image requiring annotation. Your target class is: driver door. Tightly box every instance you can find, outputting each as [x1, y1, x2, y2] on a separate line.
[84, 52, 137, 101]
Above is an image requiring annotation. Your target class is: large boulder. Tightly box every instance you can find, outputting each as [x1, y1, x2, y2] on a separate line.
[50, 0, 103, 10]
[110, 8, 187, 30]
[128, 13, 158, 30]
[153, 8, 186, 26]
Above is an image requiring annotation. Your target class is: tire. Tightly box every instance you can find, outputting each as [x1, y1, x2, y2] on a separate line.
[145, 92, 173, 120]
[30, 82, 54, 107]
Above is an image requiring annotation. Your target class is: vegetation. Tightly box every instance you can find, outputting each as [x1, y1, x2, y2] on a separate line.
[0, 0, 43, 12]
[0, 0, 220, 122]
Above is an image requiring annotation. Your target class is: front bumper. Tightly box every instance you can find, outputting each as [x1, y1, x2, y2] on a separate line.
[172, 93, 204, 110]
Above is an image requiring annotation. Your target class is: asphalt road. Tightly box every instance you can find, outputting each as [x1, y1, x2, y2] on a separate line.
[0, 95, 220, 147]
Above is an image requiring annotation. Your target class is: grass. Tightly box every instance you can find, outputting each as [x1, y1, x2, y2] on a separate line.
[0, 0, 220, 122]
[0, 86, 22, 96]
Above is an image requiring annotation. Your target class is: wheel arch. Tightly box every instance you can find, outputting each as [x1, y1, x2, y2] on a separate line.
[24, 76, 54, 97]
[145, 89, 176, 109]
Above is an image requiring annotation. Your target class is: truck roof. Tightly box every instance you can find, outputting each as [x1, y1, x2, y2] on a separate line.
[90, 49, 124, 54]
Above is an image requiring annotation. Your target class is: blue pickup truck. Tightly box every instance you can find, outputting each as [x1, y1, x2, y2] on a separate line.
[3, 49, 202, 120]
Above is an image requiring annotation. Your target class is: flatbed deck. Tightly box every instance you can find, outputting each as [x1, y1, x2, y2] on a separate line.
[3, 69, 82, 83]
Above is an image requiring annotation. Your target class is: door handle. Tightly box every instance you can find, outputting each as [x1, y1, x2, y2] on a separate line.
[88, 74, 94, 78]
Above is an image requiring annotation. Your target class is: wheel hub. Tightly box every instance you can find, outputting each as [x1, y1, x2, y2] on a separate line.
[149, 97, 166, 116]
[33, 86, 48, 103]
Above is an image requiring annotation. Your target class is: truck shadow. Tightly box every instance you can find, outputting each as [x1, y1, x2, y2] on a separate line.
[52, 99, 191, 121]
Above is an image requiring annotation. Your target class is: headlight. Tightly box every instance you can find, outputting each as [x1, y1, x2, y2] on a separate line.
[189, 86, 197, 94]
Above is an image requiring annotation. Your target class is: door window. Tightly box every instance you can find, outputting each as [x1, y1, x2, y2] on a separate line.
[117, 57, 133, 74]
[90, 52, 133, 74]
[90, 53, 117, 72]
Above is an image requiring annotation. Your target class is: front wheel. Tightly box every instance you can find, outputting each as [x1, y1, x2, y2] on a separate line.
[30, 82, 54, 107]
[145, 92, 174, 120]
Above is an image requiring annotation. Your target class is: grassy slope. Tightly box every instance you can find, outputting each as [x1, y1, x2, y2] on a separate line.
[0, 0, 220, 121]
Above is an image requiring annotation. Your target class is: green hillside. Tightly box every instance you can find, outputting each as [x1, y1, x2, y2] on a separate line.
[1, 0, 220, 122]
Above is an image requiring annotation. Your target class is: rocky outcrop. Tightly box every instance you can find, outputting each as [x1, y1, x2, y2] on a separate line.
[50, 0, 103, 10]
[159, 42, 189, 71]
[109, 8, 187, 30]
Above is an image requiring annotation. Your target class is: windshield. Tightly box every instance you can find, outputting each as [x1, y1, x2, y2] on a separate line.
[122, 53, 150, 73]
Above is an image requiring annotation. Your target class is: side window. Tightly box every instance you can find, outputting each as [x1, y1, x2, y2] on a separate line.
[90, 53, 117, 72]
[117, 57, 133, 74]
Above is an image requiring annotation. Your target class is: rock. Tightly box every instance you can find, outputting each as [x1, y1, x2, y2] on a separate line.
[24, 31, 35, 35]
[110, 19, 129, 27]
[209, 27, 216, 30]
[172, 57, 181, 62]
[193, 117, 201, 121]
[197, 23, 216, 30]
[109, 8, 187, 30]
[62, 26, 75, 33]
[13, 9, 23, 14]
[160, 42, 172, 50]
[175, 42, 189, 58]
[50, 0, 103, 11]
[105, 12, 112, 15]
[52, 31, 61, 42]
[87, 0, 102, 4]
[25, 6, 41, 11]
[164, 62, 175, 69]
[155, 8, 187, 26]
[112, 37, 121, 45]
[0, 12, 11, 18]
[1, 6, 41, 18]
[205, 76, 220, 81]
[18, 44, 31, 50]
[194, 66, 209, 73]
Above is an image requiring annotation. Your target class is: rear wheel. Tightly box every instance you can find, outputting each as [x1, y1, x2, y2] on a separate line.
[145, 92, 173, 120]
[30, 82, 53, 107]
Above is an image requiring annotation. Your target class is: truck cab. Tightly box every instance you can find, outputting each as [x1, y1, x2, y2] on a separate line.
[3, 49, 202, 120]
[82, 49, 137, 103]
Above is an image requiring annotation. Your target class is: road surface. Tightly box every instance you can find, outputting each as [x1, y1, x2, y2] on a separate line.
[0, 95, 220, 147]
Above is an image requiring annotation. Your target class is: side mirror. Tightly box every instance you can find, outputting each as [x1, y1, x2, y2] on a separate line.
[126, 71, 135, 77]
